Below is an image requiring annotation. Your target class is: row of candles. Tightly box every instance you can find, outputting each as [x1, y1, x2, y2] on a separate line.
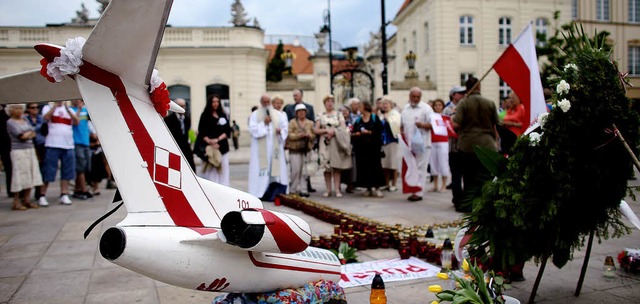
[277, 194, 462, 267]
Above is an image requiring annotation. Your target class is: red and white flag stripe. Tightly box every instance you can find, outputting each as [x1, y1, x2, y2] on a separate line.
[493, 22, 547, 129]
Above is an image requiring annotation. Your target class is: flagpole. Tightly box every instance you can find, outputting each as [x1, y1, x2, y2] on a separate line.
[465, 67, 494, 96]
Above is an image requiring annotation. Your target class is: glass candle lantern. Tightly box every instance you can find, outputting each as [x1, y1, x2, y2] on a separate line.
[603, 256, 616, 278]
[440, 238, 453, 270]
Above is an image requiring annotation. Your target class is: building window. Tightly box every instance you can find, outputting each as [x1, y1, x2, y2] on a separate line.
[459, 15, 474, 46]
[596, 0, 610, 21]
[630, 46, 640, 76]
[499, 17, 512, 46]
[631, 0, 640, 23]
[535, 18, 548, 47]
[412, 30, 417, 55]
[499, 78, 511, 100]
[572, 0, 579, 19]
[460, 73, 475, 86]
[424, 22, 429, 51]
[402, 37, 407, 58]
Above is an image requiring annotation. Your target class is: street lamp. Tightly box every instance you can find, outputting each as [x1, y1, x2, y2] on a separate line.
[405, 51, 416, 70]
[342, 47, 358, 64]
[380, 0, 389, 95]
[281, 49, 295, 75]
[325, 0, 333, 94]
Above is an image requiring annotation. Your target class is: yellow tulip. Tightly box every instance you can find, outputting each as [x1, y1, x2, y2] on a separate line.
[428, 285, 443, 293]
[436, 272, 449, 280]
[462, 259, 470, 272]
[430, 301, 439, 304]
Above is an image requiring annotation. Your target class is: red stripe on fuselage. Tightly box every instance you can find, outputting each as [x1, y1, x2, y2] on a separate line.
[188, 227, 218, 235]
[74, 60, 204, 227]
[248, 252, 341, 275]
[257, 209, 308, 254]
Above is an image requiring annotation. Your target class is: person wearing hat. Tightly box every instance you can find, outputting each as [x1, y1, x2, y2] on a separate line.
[286, 104, 316, 197]
[443, 85, 466, 116]
[443, 85, 466, 210]
[283, 89, 316, 193]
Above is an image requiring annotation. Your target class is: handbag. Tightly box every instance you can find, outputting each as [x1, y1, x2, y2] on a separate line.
[194, 136, 207, 161]
[285, 137, 309, 152]
[410, 128, 425, 154]
[304, 150, 319, 176]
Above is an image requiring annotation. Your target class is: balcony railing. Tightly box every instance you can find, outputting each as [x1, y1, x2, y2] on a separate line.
[0, 26, 263, 49]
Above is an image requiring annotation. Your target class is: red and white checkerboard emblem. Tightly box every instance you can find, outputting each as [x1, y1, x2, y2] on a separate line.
[154, 146, 181, 189]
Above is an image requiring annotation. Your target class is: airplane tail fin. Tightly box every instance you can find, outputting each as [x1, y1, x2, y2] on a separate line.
[83, 0, 173, 87]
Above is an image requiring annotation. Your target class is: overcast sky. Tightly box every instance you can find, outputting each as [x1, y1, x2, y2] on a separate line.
[0, 0, 405, 47]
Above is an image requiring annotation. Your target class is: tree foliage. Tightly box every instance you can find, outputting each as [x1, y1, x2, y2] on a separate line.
[536, 11, 612, 89]
[266, 40, 285, 82]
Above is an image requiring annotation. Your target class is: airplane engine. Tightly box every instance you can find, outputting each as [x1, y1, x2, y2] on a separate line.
[220, 209, 311, 254]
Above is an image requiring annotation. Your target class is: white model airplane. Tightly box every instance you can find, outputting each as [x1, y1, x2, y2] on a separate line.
[0, 0, 340, 293]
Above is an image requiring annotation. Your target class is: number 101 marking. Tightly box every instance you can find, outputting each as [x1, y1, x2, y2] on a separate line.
[237, 199, 250, 209]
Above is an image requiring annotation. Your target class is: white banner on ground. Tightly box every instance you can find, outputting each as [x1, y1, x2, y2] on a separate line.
[339, 257, 441, 288]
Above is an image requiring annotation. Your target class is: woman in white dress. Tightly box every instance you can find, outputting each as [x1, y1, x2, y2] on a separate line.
[6, 104, 43, 210]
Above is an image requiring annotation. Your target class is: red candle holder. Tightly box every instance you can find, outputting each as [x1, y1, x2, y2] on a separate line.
[367, 231, 379, 250]
[418, 242, 429, 259]
[325, 236, 335, 249]
[318, 236, 328, 249]
[409, 233, 419, 257]
[346, 234, 356, 248]
[425, 243, 437, 263]
[334, 225, 342, 235]
[379, 232, 391, 249]
[357, 234, 368, 251]
[398, 241, 411, 259]
[310, 237, 320, 248]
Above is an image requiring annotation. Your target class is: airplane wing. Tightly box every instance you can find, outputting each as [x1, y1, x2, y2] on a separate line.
[0, 70, 81, 104]
[83, 0, 173, 88]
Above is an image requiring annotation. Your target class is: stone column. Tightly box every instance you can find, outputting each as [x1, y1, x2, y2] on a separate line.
[368, 55, 384, 99]
[309, 53, 331, 107]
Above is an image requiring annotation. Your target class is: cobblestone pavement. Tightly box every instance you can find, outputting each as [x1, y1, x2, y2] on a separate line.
[1, 146, 639, 303]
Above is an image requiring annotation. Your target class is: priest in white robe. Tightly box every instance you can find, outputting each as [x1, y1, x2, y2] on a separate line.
[248, 93, 289, 199]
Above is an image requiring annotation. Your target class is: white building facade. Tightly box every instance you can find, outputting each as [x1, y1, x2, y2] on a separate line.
[0, 25, 269, 129]
[573, 0, 640, 99]
[388, 0, 571, 103]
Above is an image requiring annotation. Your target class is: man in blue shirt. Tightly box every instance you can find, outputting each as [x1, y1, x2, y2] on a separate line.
[71, 100, 92, 199]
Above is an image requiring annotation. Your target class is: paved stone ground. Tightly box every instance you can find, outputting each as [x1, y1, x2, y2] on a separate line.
[1, 146, 639, 303]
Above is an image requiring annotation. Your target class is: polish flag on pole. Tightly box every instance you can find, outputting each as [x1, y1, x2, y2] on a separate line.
[493, 22, 546, 128]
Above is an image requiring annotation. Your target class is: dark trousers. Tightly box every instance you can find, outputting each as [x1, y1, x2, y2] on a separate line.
[460, 151, 491, 209]
[449, 151, 463, 207]
[232, 136, 239, 150]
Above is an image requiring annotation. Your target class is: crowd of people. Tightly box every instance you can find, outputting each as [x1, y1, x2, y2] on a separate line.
[2, 77, 530, 212]
[240, 79, 525, 212]
[0, 100, 115, 210]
